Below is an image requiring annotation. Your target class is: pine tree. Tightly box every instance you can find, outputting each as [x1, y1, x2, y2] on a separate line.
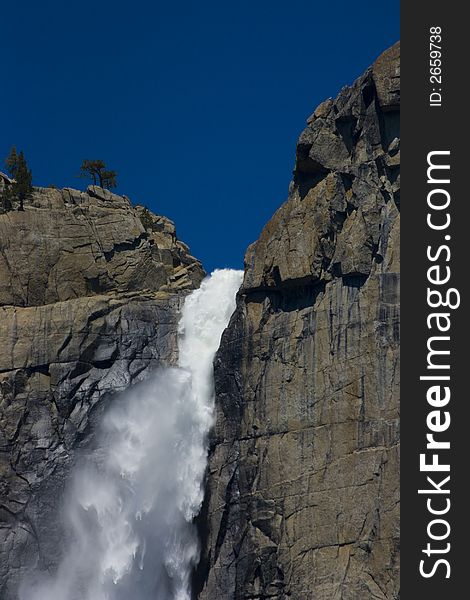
[4, 148, 33, 211]
[5, 147, 18, 178]
[101, 169, 117, 190]
[140, 207, 154, 230]
[14, 152, 33, 211]
[80, 160, 117, 189]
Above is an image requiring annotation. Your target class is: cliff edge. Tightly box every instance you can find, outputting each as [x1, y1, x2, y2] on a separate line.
[0, 185, 204, 598]
[198, 42, 400, 600]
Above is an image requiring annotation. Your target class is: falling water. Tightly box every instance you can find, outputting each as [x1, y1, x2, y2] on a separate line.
[21, 269, 243, 600]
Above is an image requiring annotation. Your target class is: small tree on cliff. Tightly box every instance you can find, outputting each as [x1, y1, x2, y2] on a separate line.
[5, 146, 18, 177]
[15, 152, 33, 211]
[101, 169, 117, 189]
[139, 207, 154, 230]
[80, 159, 117, 189]
[5, 147, 33, 211]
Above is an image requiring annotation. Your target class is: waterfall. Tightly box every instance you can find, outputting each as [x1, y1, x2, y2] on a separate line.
[21, 269, 243, 600]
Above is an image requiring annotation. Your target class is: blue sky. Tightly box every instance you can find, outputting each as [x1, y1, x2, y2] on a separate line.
[1, 1, 399, 272]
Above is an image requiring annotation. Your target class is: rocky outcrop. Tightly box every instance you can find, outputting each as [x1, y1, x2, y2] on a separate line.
[0, 185, 203, 306]
[0, 186, 204, 598]
[0, 171, 14, 191]
[198, 43, 400, 599]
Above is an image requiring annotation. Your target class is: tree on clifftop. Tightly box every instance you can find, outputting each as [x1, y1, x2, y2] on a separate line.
[5, 146, 18, 177]
[80, 159, 117, 190]
[139, 207, 154, 231]
[4, 147, 33, 211]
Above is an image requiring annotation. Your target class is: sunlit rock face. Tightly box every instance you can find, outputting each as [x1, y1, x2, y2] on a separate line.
[0, 185, 204, 599]
[18, 269, 242, 600]
[1, 41, 400, 600]
[197, 43, 400, 600]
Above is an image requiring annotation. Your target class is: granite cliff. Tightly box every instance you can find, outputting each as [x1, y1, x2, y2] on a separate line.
[0, 185, 204, 598]
[0, 41, 399, 600]
[196, 43, 400, 599]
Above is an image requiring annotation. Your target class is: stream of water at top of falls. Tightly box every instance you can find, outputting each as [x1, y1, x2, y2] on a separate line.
[21, 269, 244, 600]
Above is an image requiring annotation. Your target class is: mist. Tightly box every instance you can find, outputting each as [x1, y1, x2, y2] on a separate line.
[20, 269, 243, 600]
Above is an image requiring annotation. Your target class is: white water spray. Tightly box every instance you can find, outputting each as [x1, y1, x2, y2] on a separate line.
[21, 269, 243, 600]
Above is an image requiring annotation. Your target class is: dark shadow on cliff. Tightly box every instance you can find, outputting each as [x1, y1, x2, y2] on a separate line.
[191, 469, 212, 599]
[244, 280, 326, 313]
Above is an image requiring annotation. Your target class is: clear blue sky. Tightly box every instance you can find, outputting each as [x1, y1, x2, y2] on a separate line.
[1, 1, 399, 273]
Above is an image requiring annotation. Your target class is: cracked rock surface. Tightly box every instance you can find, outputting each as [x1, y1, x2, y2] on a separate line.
[0, 185, 204, 598]
[197, 43, 400, 600]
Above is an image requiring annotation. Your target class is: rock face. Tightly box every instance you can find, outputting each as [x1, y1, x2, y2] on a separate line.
[0, 185, 203, 306]
[0, 185, 204, 598]
[197, 43, 400, 599]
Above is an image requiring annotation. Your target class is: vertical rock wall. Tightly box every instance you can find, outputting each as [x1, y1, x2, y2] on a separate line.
[198, 43, 400, 600]
[0, 185, 204, 598]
